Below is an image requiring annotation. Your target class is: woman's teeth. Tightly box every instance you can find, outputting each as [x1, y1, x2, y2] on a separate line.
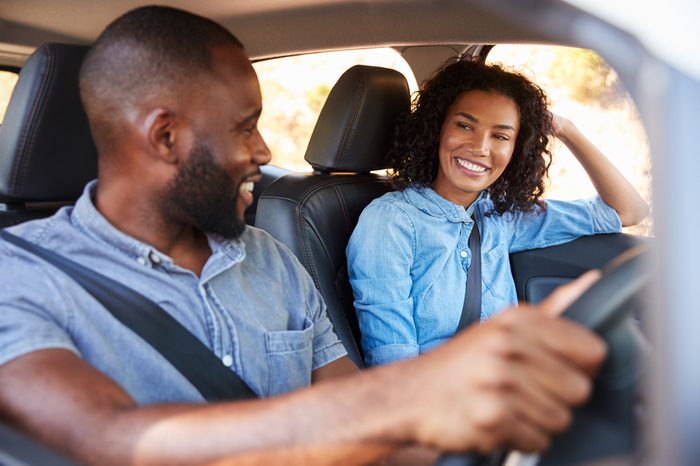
[456, 158, 486, 173]
[240, 181, 254, 193]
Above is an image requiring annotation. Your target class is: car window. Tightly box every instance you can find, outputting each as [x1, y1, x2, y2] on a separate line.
[0, 69, 19, 124]
[487, 45, 653, 237]
[253, 48, 418, 173]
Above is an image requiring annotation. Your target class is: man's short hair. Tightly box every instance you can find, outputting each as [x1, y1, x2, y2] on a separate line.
[79, 6, 244, 150]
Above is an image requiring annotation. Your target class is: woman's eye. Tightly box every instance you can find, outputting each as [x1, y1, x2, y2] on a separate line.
[494, 134, 510, 141]
[456, 122, 472, 130]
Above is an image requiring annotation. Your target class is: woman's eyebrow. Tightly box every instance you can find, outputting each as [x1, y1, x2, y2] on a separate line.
[455, 111, 515, 131]
[455, 111, 478, 122]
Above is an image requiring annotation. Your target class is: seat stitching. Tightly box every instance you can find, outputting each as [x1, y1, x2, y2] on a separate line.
[12, 48, 55, 197]
[334, 71, 366, 167]
[333, 184, 352, 235]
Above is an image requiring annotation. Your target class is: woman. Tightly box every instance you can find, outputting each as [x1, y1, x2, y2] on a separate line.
[346, 57, 648, 367]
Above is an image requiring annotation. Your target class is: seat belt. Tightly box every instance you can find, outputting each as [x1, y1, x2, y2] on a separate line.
[0, 230, 257, 402]
[456, 216, 481, 331]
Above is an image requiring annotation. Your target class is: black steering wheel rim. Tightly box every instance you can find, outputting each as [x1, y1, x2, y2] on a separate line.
[436, 246, 652, 466]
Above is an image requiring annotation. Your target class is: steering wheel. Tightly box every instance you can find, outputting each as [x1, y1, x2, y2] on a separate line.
[437, 245, 652, 466]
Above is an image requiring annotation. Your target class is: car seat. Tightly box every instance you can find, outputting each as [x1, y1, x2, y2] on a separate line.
[255, 65, 410, 367]
[0, 43, 96, 227]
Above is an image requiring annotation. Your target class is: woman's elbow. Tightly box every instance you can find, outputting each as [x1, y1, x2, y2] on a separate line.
[619, 201, 650, 227]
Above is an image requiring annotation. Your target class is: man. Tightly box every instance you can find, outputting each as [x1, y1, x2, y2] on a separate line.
[0, 6, 605, 465]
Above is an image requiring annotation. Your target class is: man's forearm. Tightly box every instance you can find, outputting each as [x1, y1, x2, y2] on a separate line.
[118, 363, 413, 465]
[0, 349, 412, 466]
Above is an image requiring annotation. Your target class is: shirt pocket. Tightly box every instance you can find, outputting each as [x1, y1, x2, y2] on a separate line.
[481, 245, 508, 301]
[264, 316, 314, 396]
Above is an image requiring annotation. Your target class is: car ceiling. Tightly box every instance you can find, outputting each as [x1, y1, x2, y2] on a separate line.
[0, 0, 562, 63]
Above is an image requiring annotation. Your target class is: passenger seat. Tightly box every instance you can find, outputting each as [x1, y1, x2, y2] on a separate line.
[255, 65, 410, 367]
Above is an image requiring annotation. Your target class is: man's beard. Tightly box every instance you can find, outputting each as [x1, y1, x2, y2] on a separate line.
[164, 140, 247, 239]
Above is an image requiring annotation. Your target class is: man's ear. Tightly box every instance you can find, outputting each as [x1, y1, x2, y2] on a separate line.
[141, 108, 181, 163]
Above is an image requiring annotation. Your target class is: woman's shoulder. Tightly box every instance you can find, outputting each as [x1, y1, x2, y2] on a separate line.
[355, 190, 420, 235]
[364, 189, 412, 214]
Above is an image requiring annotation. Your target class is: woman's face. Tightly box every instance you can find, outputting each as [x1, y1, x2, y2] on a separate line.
[433, 89, 520, 207]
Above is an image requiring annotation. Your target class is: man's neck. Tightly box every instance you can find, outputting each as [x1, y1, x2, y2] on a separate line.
[94, 182, 212, 277]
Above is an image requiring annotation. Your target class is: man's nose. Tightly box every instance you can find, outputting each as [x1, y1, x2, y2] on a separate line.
[253, 132, 272, 166]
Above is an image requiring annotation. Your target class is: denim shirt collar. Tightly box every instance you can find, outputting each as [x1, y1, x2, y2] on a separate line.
[70, 180, 246, 279]
[402, 184, 487, 223]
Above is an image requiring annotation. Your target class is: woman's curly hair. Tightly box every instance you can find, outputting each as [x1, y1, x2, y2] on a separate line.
[388, 57, 553, 215]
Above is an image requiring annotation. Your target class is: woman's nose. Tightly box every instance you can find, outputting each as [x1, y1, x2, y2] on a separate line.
[470, 135, 489, 156]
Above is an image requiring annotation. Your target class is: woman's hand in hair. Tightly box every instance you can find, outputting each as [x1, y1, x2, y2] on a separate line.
[549, 113, 649, 227]
[551, 113, 572, 140]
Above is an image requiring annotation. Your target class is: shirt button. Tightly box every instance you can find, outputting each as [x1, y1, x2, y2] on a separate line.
[222, 355, 233, 367]
[150, 252, 161, 264]
[136, 256, 147, 266]
[460, 250, 468, 258]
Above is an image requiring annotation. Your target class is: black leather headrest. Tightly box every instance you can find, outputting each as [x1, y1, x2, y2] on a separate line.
[0, 43, 97, 203]
[304, 65, 410, 173]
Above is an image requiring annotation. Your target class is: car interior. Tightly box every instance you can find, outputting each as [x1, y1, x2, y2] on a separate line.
[0, 38, 648, 466]
[4, 0, 693, 464]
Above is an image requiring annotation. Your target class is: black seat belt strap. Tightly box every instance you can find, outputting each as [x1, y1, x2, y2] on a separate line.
[1, 230, 257, 402]
[457, 215, 481, 331]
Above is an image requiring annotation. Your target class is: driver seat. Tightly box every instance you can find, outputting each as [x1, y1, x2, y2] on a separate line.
[255, 65, 410, 367]
[0, 43, 97, 227]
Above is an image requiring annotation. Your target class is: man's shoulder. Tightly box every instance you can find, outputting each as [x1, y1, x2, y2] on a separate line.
[0, 209, 82, 299]
[236, 225, 300, 266]
[237, 225, 285, 253]
[2, 207, 74, 256]
[232, 225, 317, 292]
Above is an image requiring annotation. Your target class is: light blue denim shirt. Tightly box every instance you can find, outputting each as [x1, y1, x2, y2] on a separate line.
[0, 181, 346, 402]
[347, 185, 622, 366]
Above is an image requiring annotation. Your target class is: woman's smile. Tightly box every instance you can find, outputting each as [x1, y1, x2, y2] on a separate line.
[434, 89, 520, 207]
[454, 156, 489, 175]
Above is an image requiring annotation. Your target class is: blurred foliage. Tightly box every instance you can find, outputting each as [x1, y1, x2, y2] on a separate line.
[0, 70, 19, 123]
[307, 84, 332, 112]
[547, 49, 622, 106]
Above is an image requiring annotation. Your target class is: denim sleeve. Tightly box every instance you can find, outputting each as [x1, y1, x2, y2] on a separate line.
[347, 199, 419, 366]
[0, 249, 79, 367]
[504, 196, 623, 253]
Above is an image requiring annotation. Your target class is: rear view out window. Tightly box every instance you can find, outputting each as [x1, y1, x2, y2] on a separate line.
[253, 48, 417, 173]
[487, 45, 652, 237]
[0, 70, 19, 124]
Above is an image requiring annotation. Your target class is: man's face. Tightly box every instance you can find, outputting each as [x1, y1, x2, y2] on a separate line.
[165, 46, 271, 239]
[165, 138, 250, 239]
